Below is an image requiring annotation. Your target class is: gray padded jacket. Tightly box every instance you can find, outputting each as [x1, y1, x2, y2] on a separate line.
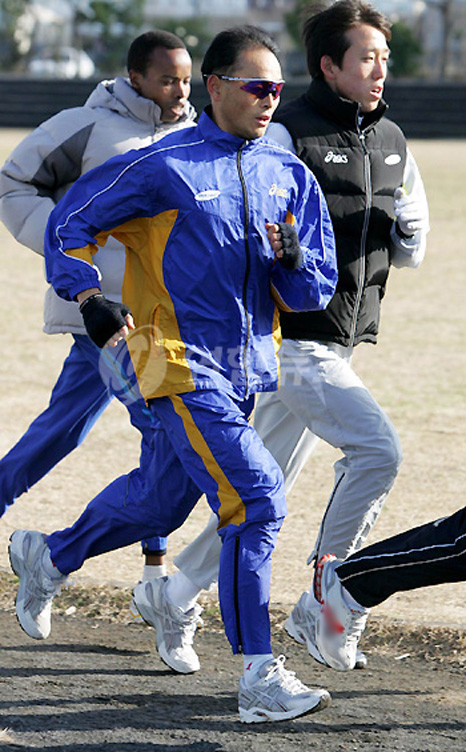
[0, 76, 197, 334]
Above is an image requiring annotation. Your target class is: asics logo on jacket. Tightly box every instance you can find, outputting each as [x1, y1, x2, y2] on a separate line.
[324, 150, 349, 164]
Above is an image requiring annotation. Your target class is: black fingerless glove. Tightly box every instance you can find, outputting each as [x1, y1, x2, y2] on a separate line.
[276, 222, 303, 270]
[79, 293, 131, 348]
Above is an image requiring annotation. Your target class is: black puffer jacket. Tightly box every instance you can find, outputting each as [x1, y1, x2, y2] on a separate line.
[275, 79, 407, 346]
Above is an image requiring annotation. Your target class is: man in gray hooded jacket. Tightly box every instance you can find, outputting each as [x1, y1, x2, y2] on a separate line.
[0, 30, 196, 580]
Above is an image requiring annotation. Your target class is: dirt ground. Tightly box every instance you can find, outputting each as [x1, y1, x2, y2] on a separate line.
[0, 577, 465, 751]
[0, 133, 465, 747]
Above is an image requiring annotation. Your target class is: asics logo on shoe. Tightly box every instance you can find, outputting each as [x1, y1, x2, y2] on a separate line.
[324, 150, 348, 164]
[195, 189, 221, 201]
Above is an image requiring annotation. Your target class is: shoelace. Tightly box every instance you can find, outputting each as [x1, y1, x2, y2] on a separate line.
[181, 615, 202, 643]
[265, 656, 309, 694]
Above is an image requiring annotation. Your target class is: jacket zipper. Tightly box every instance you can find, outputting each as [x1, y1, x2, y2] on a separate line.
[236, 144, 251, 398]
[234, 536, 242, 652]
[349, 119, 372, 347]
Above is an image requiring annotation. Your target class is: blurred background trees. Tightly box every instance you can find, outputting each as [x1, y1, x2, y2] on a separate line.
[0, 0, 464, 80]
[0, 0, 29, 69]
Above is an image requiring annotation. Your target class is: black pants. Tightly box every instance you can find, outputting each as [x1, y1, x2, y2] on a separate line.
[336, 506, 466, 608]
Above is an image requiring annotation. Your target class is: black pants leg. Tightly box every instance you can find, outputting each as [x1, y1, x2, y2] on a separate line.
[336, 506, 466, 608]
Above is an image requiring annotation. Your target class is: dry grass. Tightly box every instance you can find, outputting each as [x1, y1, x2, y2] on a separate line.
[2, 570, 464, 669]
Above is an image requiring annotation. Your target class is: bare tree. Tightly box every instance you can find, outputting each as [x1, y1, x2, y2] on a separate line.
[425, 0, 455, 78]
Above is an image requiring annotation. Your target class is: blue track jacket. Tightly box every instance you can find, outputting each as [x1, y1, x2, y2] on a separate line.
[45, 110, 338, 402]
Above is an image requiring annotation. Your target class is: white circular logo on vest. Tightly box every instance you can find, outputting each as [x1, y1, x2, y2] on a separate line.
[385, 154, 402, 165]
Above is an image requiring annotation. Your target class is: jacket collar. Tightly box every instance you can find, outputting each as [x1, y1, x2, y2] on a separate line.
[198, 106, 261, 151]
[305, 78, 388, 133]
[85, 76, 197, 129]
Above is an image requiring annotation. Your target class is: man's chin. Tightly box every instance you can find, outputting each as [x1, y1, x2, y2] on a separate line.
[366, 95, 383, 112]
[247, 126, 268, 140]
[162, 109, 184, 123]
[361, 101, 379, 114]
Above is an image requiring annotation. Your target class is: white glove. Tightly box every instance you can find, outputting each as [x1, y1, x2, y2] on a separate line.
[394, 186, 429, 237]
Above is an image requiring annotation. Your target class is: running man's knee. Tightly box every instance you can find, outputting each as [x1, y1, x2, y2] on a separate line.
[379, 420, 403, 474]
[356, 417, 403, 476]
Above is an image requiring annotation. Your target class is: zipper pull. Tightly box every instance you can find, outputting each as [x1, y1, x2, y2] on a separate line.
[358, 129, 367, 154]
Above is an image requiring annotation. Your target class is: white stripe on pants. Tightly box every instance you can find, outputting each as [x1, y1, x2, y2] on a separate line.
[255, 339, 402, 561]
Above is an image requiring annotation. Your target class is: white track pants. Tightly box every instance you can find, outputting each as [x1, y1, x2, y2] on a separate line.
[174, 339, 402, 588]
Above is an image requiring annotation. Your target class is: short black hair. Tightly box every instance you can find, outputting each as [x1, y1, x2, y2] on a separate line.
[201, 25, 280, 80]
[127, 30, 187, 75]
[302, 0, 392, 79]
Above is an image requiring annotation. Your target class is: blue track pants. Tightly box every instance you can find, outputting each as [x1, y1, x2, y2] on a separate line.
[48, 390, 287, 654]
[0, 334, 167, 553]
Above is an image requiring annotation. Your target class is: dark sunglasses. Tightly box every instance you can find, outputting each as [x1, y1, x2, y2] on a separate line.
[215, 75, 285, 100]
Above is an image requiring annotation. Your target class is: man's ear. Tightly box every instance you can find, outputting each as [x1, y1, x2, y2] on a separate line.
[206, 74, 222, 101]
[321, 54, 337, 81]
[129, 69, 142, 93]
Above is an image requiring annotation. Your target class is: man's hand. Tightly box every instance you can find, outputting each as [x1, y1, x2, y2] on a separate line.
[78, 290, 135, 348]
[394, 186, 429, 238]
[266, 222, 303, 270]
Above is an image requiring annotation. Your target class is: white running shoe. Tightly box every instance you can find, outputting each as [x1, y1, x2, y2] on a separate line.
[314, 556, 369, 671]
[285, 589, 326, 665]
[238, 655, 331, 724]
[9, 530, 67, 640]
[132, 576, 202, 674]
[286, 555, 368, 670]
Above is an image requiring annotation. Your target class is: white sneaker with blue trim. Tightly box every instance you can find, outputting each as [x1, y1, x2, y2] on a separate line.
[285, 563, 368, 670]
[9, 530, 66, 640]
[314, 556, 369, 671]
[238, 655, 331, 723]
[132, 576, 202, 674]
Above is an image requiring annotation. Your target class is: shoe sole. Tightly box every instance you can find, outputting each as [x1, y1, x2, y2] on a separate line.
[239, 690, 331, 723]
[285, 613, 327, 667]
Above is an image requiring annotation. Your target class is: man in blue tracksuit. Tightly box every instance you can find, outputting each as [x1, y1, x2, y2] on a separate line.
[8, 26, 338, 723]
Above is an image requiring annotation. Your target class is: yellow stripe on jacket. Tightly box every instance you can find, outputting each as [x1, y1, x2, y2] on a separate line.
[67, 210, 196, 400]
